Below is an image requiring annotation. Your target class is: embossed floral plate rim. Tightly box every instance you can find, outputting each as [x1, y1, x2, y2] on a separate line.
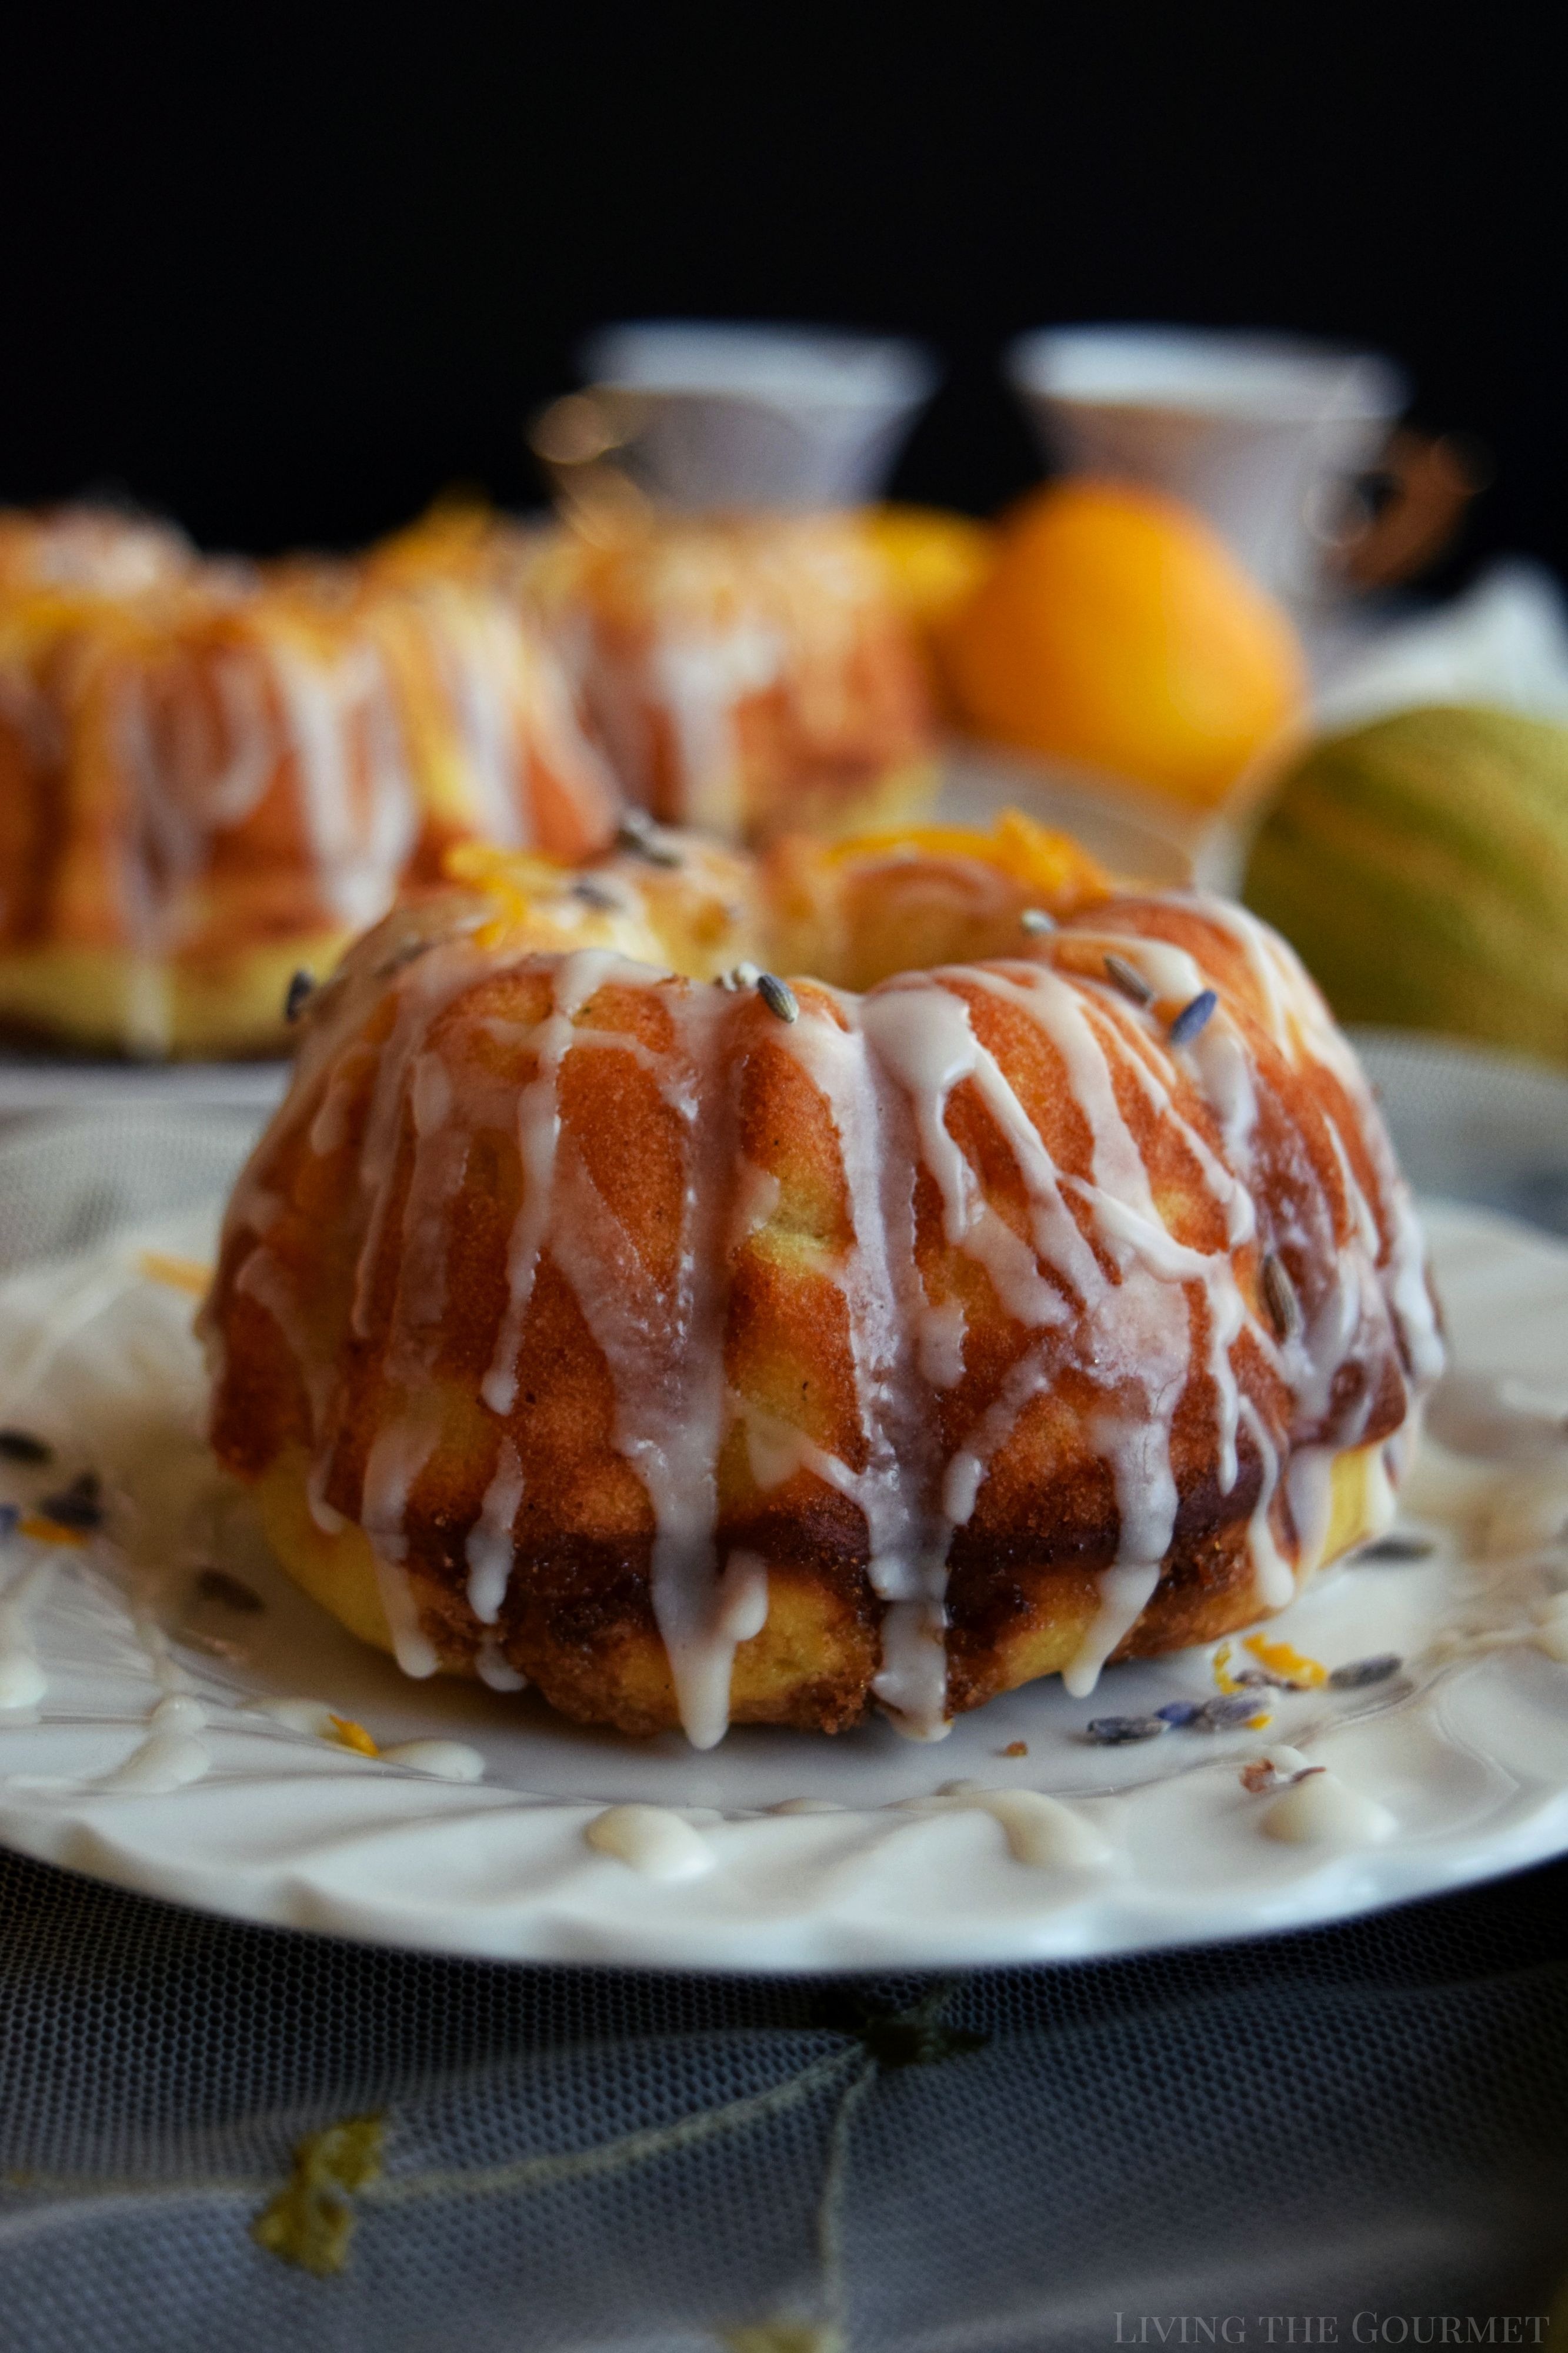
[2, 1195, 1567, 1969]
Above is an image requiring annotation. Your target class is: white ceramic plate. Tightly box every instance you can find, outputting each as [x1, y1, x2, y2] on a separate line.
[3, 1194, 1568, 1969]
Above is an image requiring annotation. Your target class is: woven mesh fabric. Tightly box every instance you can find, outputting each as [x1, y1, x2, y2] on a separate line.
[2, 1843, 1565, 2351]
[1, 1085, 1566, 2349]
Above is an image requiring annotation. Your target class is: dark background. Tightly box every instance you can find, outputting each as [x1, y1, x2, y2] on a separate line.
[4, 8, 1558, 584]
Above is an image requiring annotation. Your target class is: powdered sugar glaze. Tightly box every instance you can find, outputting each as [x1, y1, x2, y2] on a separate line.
[205, 880, 1441, 1748]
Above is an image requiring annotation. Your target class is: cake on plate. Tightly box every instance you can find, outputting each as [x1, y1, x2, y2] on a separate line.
[202, 812, 1442, 1744]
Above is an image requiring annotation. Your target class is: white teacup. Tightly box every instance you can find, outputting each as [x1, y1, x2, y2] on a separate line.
[1006, 325, 1409, 601]
[578, 321, 938, 511]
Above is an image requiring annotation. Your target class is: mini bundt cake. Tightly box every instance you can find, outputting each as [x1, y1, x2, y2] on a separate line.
[0, 502, 195, 600]
[0, 512, 618, 1056]
[530, 509, 937, 843]
[202, 812, 1442, 1744]
[379, 502, 938, 846]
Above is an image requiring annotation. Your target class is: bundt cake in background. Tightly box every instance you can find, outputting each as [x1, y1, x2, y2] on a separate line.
[0, 502, 195, 601]
[202, 812, 1441, 1746]
[376, 501, 938, 846]
[0, 507, 619, 1057]
[525, 507, 938, 843]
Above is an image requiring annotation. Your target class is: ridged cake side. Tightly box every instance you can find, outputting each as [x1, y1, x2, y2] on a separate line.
[203, 846, 1442, 1744]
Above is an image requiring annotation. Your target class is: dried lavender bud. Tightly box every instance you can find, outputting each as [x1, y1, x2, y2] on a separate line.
[0, 1429, 52, 1465]
[756, 972, 799, 1024]
[1020, 908, 1056, 936]
[1084, 1714, 1169, 1744]
[1261, 1250, 1302, 1342]
[283, 970, 315, 1024]
[572, 878, 622, 910]
[1103, 953, 1155, 1007]
[615, 811, 682, 867]
[1155, 1699, 1203, 1725]
[0, 1502, 19, 1540]
[39, 1471, 104, 1532]
[1327, 1652, 1402, 1689]
[1167, 988, 1218, 1048]
[194, 1566, 265, 1614]
[1192, 1692, 1269, 1731]
[1355, 1532, 1434, 1562]
[371, 937, 433, 982]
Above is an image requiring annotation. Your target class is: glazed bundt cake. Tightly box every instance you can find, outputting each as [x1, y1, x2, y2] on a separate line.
[0, 510, 618, 1056]
[0, 502, 194, 599]
[381, 502, 938, 846]
[202, 811, 1442, 1744]
[533, 508, 938, 843]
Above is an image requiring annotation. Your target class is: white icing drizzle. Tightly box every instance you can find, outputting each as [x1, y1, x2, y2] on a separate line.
[585, 1802, 715, 1880]
[1062, 1562, 1163, 1699]
[773, 989, 966, 1738]
[535, 974, 745, 1745]
[666, 1550, 770, 1752]
[150, 1692, 206, 1734]
[359, 1398, 445, 1678]
[255, 1696, 338, 1735]
[380, 1739, 485, 1781]
[482, 948, 630, 1415]
[1536, 1595, 1568, 1662]
[0, 1560, 52, 1712]
[1260, 1769, 1396, 1846]
[466, 1437, 525, 1623]
[99, 1729, 210, 1795]
[476, 1637, 528, 1691]
[91, 1619, 216, 1798]
[269, 636, 418, 931]
[648, 624, 784, 834]
[908, 1781, 1111, 1868]
[1238, 1396, 1295, 1609]
[99, 1627, 213, 1794]
[965, 966, 1198, 1691]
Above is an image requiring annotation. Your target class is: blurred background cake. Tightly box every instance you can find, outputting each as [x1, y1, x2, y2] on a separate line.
[522, 506, 936, 844]
[0, 514, 618, 1056]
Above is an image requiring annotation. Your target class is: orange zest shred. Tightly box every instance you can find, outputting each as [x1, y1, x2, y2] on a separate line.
[327, 1714, 379, 1757]
[1243, 1634, 1327, 1688]
[823, 808, 1112, 910]
[137, 1249, 213, 1298]
[18, 1512, 87, 1548]
[1212, 1641, 1241, 1694]
[1245, 1711, 1274, 1731]
[443, 841, 581, 946]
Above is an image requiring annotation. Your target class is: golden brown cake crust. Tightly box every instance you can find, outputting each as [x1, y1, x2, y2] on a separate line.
[519, 509, 937, 844]
[203, 829, 1442, 1741]
[0, 507, 619, 1056]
